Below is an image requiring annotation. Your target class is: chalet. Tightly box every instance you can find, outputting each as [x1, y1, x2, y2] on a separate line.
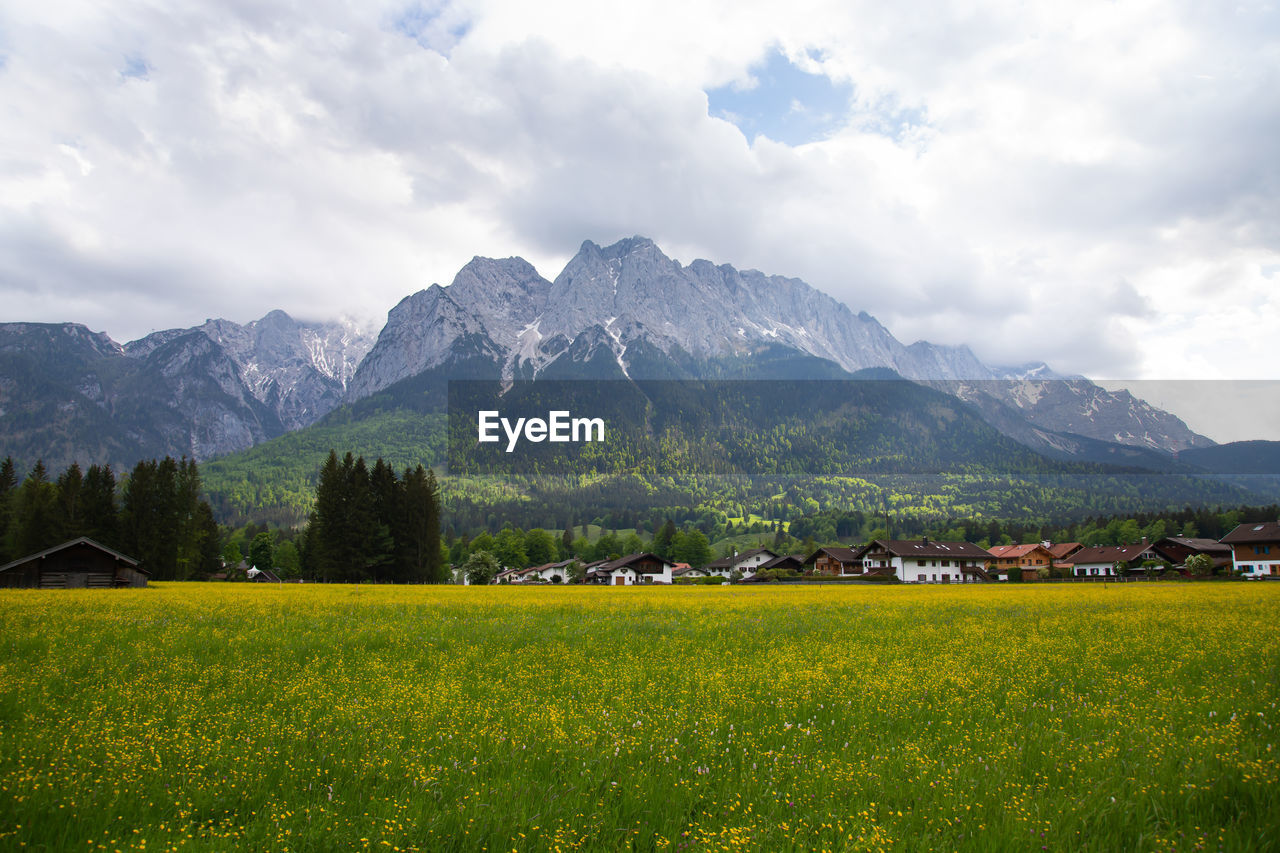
[587, 553, 674, 585]
[1063, 542, 1161, 577]
[1152, 537, 1233, 573]
[1221, 522, 1280, 578]
[247, 566, 281, 583]
[986, 544, 1056, 581]
[0, 537, 148, 589]
[702, 548, 777, 579]
[803, 547, 865, 577]
[859, 538, 995, 583]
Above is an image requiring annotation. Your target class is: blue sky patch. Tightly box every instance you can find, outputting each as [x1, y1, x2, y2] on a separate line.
[390, 2, 471, 54]
[706, 49, 853, 146]
[121, 54, 149, 80]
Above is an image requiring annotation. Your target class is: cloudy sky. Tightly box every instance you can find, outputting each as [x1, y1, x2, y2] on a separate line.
[2, 1, 1278, 435]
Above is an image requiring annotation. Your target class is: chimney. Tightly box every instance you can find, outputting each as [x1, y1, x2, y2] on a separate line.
[1141, 536, 1148, 546]
[921, 536, 929, 546]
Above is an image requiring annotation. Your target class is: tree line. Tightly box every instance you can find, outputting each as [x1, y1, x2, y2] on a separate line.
[0, 456, 221, 580]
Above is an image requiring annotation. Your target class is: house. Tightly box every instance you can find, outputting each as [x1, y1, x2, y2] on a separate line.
[858, 538, 995, 583]
[1062, 541, 1161, 577]
[527, 560, 575, 582]
[1046, 542, 1083, 561]
[702, 548, 777, 578]
[1220, 522, 1280, 578]
[673, 564, 712, 580]
[246, 566, 281, 583]
[986, 544, 1056, 581]
[802, 547, 865, 577]
[586, 553, 674, 585]
[1045, 542, 1084, 574]
[1152, 537, 1233, 573]
[0, 537, 148, 589]
[757, 554, 805, 572]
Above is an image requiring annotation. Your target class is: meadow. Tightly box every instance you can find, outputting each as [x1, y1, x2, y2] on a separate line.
[0, 584, 1276, 852]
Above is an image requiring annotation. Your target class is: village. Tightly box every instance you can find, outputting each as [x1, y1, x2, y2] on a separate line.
[4, 521, 1279, 590]
[479, 521, 1280, 586]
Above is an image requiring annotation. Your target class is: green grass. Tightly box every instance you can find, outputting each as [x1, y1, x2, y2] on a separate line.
[1, 584, 1277, 851]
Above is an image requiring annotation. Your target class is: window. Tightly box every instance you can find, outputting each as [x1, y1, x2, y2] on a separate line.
[941, 560, 950, 567]
[917, 559, 926, 567]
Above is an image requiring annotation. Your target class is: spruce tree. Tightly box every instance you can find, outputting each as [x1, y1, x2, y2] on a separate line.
[0, 457, 17, 563]
[11, 461, 59, 558]
[82, 465, 119, 548]
[54, 462, 85, 541]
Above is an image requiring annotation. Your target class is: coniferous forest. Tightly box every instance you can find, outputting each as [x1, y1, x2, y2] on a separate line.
[0, 455, 222, 580]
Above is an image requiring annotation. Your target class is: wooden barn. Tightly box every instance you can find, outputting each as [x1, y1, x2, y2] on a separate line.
[0, 537, 148, 589]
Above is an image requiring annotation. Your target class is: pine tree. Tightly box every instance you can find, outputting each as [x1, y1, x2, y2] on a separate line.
[307, 451, 344, 581]
[400, 466, 442, 583]
[11, 461, 59, 558]
[0, 457, 17, 563]
[54, 462, 85, 541]
[82, 465, 119, 548]
[174, 458, 204, 580]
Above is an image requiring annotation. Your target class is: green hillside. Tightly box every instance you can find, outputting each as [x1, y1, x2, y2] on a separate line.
[202, 411, 446, 525]
[200, 377, 1272, 532]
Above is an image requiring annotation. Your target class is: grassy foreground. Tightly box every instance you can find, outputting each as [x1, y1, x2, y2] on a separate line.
[0, 584, 1277, 852]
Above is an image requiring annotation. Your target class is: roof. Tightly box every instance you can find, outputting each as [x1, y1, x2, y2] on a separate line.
[1153, 537, 1232, 555]
[867, 539, 994, 560]
[600, 553, 672, 573]
[1220, 522, 1280, 545]
[758, 554, 804, 570]
[803, 546, 863, 565]
[1045, 542, 1083, 558]
[1064, 543, 1157, 565]
[987, 544, 1053, 559]
[673, 565, 708, 576]
[0, 536, 145, 574]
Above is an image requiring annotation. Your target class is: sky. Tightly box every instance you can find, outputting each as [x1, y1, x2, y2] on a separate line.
[1, 1, 1278, 438]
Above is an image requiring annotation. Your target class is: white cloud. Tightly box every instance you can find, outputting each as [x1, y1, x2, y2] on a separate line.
[0, 0, 1275, 412]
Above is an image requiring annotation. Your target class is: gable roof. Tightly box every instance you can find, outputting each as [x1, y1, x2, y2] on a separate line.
[1221, 522, 1280, 545]
[1064, 543, 1157, 565]
[600, 552, 672, 573]
[987, 544, 1054, 560]
[1046, 542, 1083, 559]
[803, 546, 863, 565]
[758, 554, 805, 570]
[868, 539, 994, 560]
[0, 536, 144, 574]
[1153, 537, 1232, 555]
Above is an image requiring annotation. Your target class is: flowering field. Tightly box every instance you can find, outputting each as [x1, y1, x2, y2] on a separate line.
[0, 584, 1277, 852]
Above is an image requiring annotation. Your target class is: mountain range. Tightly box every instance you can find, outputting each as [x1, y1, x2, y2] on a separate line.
[0, 235, 1240, 485]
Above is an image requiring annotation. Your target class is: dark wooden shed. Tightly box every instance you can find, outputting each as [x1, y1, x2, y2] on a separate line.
[0, 537, 148, 589]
